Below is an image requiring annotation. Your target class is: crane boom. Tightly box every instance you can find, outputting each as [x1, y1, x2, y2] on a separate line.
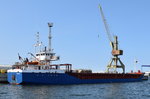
[98, 4, 113, 43]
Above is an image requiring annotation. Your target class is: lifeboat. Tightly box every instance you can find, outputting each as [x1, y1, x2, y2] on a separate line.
[27, 61, 38, 65]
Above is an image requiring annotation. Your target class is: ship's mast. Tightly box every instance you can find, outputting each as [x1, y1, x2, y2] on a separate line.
[48, 23, 53, 52]
[34, 32, 41, 53]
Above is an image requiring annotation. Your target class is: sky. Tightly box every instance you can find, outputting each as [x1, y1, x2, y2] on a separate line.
[0, 0, 150, 72]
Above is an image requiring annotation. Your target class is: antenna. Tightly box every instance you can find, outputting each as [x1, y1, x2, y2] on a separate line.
[36, 32, 40, 46]
[48, 23, 53, 52]
[34, 32, 41, 53]
[134, 59, 138, 72]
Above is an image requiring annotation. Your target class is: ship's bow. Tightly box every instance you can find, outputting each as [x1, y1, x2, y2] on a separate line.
[7, 69, 23, 84]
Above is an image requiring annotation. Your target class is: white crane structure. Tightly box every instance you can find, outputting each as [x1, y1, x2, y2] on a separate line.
[99, 4, 125, 73]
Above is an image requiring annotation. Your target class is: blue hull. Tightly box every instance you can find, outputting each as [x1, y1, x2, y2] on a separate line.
[7, 72, 143, 85]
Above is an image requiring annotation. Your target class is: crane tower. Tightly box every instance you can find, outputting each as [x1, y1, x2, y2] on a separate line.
[99, 4, 125, 73]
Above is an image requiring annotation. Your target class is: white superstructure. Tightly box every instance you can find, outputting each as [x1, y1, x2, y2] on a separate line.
[8, 22, 72, 74]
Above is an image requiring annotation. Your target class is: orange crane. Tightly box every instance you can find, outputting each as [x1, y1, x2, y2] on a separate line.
[99, 4, 125, 73]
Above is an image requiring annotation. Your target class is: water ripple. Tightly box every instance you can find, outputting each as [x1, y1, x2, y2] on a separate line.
[0, 80, 149, 99]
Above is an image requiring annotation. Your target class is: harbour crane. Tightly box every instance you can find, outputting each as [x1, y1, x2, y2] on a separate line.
[99, 4, 125, 73]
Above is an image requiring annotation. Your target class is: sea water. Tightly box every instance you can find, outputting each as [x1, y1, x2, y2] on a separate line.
[0, 80, 149, 99]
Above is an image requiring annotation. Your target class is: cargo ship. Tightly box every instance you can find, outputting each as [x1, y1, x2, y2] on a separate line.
[7, 22, 144, 85]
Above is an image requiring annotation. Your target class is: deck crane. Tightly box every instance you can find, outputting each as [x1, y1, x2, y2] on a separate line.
[99, 4, 125, 73]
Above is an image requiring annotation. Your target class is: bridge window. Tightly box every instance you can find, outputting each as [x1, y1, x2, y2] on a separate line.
[36, 54, 40, 56]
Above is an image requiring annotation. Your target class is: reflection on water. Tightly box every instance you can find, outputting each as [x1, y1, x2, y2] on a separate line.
[0, 80, 150, 99]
